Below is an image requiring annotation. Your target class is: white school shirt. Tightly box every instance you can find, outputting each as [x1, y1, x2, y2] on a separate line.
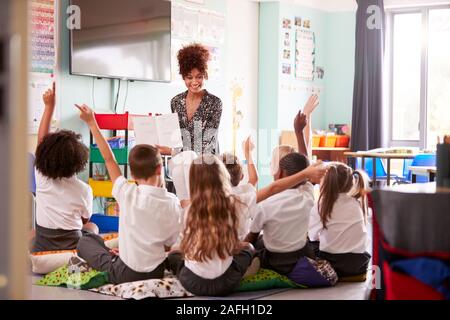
[35, 169, 93, 230]
[250, 182, 314, 253]
[231, 183, 257, 240]
[308, 193, 368, 254]
[112, 176, 182, 273]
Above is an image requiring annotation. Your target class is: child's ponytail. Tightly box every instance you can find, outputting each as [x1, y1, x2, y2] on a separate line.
[318, 165, 340, 229]
[351, 170, 369, 224]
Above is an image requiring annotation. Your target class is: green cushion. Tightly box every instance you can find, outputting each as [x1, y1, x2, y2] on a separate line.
[237, 268, 306, 292]
[35, 264, 109, 290]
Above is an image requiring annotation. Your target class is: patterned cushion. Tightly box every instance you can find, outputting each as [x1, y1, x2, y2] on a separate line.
[288, 257, 338, 287]
[90, 273, 194, 299]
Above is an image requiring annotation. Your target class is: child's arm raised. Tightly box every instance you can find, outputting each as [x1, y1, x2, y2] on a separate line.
[301, 94, 319, 159]
[256, 161, 326, 203]
[243, 136, 258, 186]
[37, 82, 56, 146]
[294, 112, 308, 157]
[75, 104, 121, 184]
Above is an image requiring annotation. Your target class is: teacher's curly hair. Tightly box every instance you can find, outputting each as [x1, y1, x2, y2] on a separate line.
[177, 43, 210, 79]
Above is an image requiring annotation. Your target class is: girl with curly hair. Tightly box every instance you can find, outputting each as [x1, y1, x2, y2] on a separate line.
[31, 83, 98, 253]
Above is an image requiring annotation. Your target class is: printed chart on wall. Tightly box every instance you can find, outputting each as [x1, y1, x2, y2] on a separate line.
[29, 0, 57, 134]
[171, 3, 225, 82]
[295, 29, 315, 81]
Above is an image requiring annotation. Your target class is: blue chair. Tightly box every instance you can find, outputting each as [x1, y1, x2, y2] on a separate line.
[398, 154, 436, 183]
[355, 157, 396, 184]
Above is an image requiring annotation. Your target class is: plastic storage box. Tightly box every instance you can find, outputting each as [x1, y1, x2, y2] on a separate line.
[335, 135, 350, 147]
[324, 136, 337, 147]
[90, 214, 119, 233]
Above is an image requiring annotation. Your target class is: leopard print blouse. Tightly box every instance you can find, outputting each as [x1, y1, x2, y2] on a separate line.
[171, 90, 222, 155]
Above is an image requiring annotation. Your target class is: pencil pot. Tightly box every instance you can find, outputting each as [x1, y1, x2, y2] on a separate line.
[436, 143, 450, 188]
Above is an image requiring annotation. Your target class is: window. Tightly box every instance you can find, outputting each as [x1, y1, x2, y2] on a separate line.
[387, 6, 450, 149]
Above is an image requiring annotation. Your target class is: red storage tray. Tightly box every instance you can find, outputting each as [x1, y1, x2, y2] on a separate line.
[95, 112, 129, 130]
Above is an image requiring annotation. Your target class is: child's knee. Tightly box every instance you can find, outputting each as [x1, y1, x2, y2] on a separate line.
[82, 222, 99, 235]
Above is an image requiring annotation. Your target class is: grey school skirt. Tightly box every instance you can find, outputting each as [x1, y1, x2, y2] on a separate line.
[31, 224, 83, 253]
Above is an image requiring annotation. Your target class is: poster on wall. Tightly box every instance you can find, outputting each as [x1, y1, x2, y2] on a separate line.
[295, 29, 315, 81]
[171, 3, 225, 83]
[172, 3, 225, 45]
[282, 18, 291, 29]
[30, 0, 55, 74]
[28, 73, 57, 134]
[29, 0, 57, 134]
[282, 63, 291, 75]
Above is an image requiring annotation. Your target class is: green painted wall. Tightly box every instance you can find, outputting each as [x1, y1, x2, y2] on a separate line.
[324, 12, 356, 128]
[257, 2, 280, 187]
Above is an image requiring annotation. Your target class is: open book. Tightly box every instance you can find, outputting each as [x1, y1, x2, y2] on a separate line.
[132, 113, 183, 149]
[168, 151, 198, 200]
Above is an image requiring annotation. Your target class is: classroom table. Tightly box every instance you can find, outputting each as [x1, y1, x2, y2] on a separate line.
[409, 166, 437, 183]
[387, 181, 450, 194]
[344, 151, 416, 186]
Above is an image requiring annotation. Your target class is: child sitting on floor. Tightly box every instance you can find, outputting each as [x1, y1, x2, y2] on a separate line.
[76, 104, 182, 284]
[269, 94, 319, 179]
[244, 111, 318, 275]
[32, 83, 98, 253]
[167, 154, 325, 296]
[308, 162, 371, 278]
[220, 136, 258, 240]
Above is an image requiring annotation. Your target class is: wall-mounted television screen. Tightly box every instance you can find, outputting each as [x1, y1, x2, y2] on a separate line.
[70, 0, 171, 82]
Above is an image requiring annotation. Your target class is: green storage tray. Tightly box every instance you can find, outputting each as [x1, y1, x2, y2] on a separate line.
[90, 147, 128, 164]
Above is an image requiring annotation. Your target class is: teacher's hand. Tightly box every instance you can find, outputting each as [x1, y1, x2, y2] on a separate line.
[156, 145, 172, 156]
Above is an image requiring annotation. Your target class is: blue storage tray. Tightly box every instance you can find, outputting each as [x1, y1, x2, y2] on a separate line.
[90, 214, 119, 233]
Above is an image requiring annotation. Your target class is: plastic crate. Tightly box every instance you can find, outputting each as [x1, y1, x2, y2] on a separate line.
[324, 136, 337, 147]
[335, 135, 350, 147]
[89, 178, 113, 198]
[312, 135, 322, 148]
[319, 136, 326, 147]
[90, 214, 119, 233]
[90, 147, 128, 164]
[95, 113, 129, 130]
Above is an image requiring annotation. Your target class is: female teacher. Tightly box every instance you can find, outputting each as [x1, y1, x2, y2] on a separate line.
[158, 43, 222, 155]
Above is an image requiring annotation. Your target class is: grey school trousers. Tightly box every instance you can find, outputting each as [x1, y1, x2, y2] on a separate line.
[77, 233, 165, 284]
[167, 249, 253, 296]
[255, 236, 314, 275]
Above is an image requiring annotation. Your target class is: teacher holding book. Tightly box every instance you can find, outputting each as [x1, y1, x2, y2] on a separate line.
[157, 43, 223, 156]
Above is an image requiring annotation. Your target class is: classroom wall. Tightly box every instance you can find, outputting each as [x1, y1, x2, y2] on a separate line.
[324, 12, 356, 128]
[258, 1, 280, 185]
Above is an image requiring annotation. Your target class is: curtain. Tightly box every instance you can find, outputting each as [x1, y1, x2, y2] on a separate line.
[351, 0, 386, 152]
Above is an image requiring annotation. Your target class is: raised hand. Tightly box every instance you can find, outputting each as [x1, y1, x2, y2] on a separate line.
[302, 94, 319, 116]
[294, 111, 307, 133]
[242, 135, 255, 160]
[74, 104, 95, 125]
[42, 82, 56, 109]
